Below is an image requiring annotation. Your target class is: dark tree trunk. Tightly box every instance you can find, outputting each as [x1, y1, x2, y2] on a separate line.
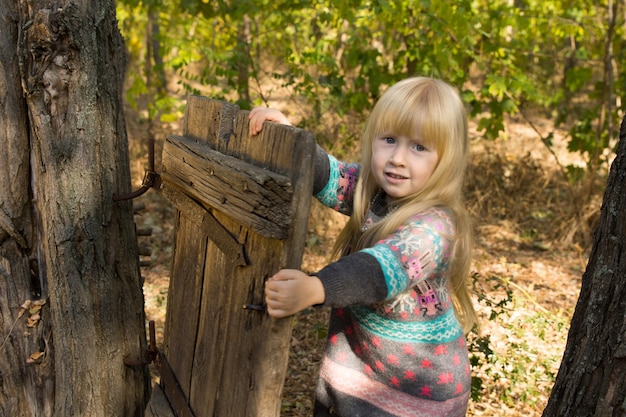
[542, 116, 626, 416]
[0, 0, 149, 415]
[0, 1, 56, 415]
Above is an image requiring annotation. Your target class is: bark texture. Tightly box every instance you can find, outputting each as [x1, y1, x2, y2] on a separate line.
[1, 0, 149, 415]
[542, 116, 626, 416]
[0, 2, 55, 415]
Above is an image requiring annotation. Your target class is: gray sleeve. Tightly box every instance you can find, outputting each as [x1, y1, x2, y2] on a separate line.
[313, 144, 330, 195]
[314, 252, 388, 308]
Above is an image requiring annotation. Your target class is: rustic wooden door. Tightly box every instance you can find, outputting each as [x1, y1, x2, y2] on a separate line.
[158, 96, 316, 416]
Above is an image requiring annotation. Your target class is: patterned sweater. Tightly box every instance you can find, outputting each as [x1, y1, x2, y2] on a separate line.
[310, 150, 470, 417]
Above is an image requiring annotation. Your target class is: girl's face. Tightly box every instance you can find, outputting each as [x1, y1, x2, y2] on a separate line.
[371, 132, 439, 203]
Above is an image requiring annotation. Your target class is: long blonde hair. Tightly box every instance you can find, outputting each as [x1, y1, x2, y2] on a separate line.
[333, 77, 477, 333]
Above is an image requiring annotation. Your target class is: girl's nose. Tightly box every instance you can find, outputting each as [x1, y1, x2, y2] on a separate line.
[389, 147, 406, 166]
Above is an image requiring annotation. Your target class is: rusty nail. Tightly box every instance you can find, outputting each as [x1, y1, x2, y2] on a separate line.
[123, 320, 158, 367]
[242, 304, 265, 311]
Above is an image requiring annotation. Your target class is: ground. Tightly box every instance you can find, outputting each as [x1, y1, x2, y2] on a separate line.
[130, 109, 600, 416]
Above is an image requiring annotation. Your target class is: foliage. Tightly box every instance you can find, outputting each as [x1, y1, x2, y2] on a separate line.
[467, 271, 570, 409]
[116, 0, 622, 205]
[468, 272, 514, 402]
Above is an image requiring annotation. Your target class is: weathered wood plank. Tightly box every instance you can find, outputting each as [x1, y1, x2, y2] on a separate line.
[187, 211, 286, 416]
[183, 96, 239, 152]
[161, 134, 293, 239]
[187, 213, 259, 416]
[161, 185, 247, 266]
[163, 212, 207, 395]
[184, 95, 314, 177]
[145, 384, 176, 417]
[161, 96, 316, 417]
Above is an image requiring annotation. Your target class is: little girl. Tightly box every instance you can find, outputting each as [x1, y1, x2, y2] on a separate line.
[249, 77, 477, 417]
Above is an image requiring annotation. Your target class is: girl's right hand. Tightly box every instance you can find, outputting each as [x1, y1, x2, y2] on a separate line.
[249, 107, 291, 136]
[264, 269, 325, 318]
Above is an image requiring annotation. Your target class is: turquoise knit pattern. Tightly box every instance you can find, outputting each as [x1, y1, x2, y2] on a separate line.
[314, 154, 341, 208]
[349, 305, 463, 343]
[314, 154, 360, 215]
[361, 245, 408, 298]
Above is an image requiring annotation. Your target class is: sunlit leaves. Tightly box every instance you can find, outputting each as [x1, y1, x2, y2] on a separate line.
[116, 0, 621, 176]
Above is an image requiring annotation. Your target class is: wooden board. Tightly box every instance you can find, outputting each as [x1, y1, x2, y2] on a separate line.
[158, 96, 315, 417]
[162, 135, 293, 239]
[145, 384, 176, 417]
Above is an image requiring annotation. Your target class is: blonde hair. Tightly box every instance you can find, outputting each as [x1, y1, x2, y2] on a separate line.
[333, 77, 477, 333]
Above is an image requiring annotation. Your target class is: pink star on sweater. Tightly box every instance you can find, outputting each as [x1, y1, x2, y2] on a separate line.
[437, 372, 454, 384]
[434, 345, 448, 355]
[402, 345, 416, 355]
[404, 369, 417, 380]
[455, 383, 465, 395]
[419, 385, 433, 398]
[371, 336, 381, 349]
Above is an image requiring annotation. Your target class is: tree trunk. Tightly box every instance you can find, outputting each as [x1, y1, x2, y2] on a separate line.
[0, 2, 55, 415]
[542, 116, 626, 416]
[0, 1, 149, 416]
[236, 16, 251, 106]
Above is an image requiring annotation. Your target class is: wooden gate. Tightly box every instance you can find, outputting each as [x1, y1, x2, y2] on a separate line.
[149, 96, 316, 416]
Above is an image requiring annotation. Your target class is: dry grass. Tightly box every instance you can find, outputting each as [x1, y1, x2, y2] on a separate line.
[130, 109, 601, 416]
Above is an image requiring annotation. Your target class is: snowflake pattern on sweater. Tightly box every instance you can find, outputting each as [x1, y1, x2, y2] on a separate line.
[312, 153, 470, 417]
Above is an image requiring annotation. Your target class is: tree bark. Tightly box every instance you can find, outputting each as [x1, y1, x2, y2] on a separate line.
[0, 2, 55, 415]
[542, 116, 626, 416]
[1, 1, 149, 415]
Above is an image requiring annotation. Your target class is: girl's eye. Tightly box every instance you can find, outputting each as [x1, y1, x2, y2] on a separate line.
[412, 143, 426, 152]
[383, 136, 395, 144]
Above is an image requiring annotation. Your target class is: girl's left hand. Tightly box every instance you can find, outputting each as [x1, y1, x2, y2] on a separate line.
[249, 107, 291, 136]
[264, 269, 325, 318]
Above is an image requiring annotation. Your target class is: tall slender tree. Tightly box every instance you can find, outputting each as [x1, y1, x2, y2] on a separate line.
[0, 1, 148, 415]
[542, 115, 626, 416]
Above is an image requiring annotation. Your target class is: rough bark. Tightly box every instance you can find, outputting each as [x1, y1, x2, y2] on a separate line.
[1, 0, 149, 415]
[542, 116, 626, 416]
[0, 2, 55, 415]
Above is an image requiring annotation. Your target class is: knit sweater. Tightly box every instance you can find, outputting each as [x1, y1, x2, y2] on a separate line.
[310, 150, 470, 417]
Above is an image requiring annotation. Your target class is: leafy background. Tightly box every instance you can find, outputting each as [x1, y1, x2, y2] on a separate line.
[117, 1, 623, 415]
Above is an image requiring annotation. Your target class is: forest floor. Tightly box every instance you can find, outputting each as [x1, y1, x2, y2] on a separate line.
[128, 104, 602, 416]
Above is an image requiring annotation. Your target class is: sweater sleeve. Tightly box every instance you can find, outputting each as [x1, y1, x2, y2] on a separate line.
[316, 210, 454, 308]
[315, 252, 389, 307]
[313, 151, 360, 216]
[313, 144, 330, 195]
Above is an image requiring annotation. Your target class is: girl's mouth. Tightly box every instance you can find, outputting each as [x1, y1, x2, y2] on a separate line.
[386, 172, 407, 180]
